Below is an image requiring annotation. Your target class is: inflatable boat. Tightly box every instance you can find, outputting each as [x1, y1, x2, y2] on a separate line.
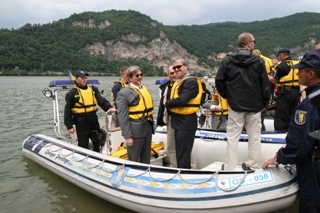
[22, 79, 298, 213]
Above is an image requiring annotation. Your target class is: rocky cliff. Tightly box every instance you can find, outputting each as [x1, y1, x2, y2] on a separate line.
[73, 19, 214, 73]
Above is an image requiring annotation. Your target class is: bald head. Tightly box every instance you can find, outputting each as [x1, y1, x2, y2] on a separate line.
[238, 32, 255, 49]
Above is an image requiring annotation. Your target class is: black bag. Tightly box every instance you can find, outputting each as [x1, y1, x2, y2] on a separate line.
[97, 128, 107, 146]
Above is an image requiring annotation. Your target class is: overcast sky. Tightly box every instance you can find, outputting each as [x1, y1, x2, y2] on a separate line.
[1, 0, 320, 29]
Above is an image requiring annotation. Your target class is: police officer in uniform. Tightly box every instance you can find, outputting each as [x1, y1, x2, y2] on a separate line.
[263, 51, 320, 212]
[268, 48, 300, 130]
[64, 71, 116, 152]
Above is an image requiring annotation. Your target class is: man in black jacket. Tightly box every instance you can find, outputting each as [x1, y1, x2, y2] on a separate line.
[215, 32, 270, 171]
[64, 71, 116, 152]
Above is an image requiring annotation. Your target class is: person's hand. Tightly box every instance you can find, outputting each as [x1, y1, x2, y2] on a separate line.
[108, 108, 117, 112]
[213, 105, 223, 112]
[202, 102, 214, 109]
[125, 137, 133, 146]
[68, 127, 75, 134]
[262, 157, 277, 169]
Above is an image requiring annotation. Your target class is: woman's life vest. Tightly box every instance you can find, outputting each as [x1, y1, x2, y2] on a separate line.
[72, 85, 98, 114]
[127, 86, 153, 120]
[276, 60, 300, 87]
[169, 77, 203, 115]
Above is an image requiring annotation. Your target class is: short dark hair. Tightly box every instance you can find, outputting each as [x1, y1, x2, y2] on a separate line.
[305, 67, 320, 78]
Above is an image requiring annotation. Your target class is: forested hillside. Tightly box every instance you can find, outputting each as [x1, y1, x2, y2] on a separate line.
[0, 10, 319, 76]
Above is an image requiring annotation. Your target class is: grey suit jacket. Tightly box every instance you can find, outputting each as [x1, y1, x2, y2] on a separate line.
[116, 86, 153, 139]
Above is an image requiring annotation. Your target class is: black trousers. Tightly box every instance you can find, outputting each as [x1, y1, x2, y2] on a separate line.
[75, 113, 101, 152]
[175, 129, 196, 169]
[274, 88, 300, 131]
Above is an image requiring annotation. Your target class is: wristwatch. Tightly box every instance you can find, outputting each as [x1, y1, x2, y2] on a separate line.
[274, 157, 279, 165]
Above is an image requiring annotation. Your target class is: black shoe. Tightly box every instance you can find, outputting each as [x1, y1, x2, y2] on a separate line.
[221, 164, 224, 171]
[242, 163, 252, 171]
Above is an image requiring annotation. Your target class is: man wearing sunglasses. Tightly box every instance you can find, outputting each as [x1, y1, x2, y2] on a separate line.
[116, 66, 154, 163]
[215, 32, 270, 171]
[165, 57, 203, 169]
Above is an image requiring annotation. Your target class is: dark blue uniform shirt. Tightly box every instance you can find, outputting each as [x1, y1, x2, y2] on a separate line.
[277, 82, 320, 212]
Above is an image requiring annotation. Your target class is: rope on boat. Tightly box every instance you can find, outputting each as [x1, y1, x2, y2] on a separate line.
[178, 171, 216, 184]
[86, 157, 104, 169]
[148, 169, 179, 182]
[49, 144, 63, 152]
[27, 136, 250, 189]
[215, 171, 247, 192]
[100, 162, 125, 174]
[58, 148, 74, 157]
[125, 165, 150, 178]
[71, 153, 88, 162]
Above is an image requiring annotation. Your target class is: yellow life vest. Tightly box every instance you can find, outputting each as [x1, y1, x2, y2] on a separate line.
[277, 60, 300, 87]
[72, 85, 98, 114]
[253, 49, 275, 74]
[111, 141, 164, 159]
[111, 80, 127, 101]
[127, 86, 153, 120]
[260, 55, 275, 74]
[213, 94, 229, 116]
[169, 77, 203, 115]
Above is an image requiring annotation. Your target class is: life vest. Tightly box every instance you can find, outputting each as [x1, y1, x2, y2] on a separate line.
[212, 92, 229, 116]
[111, 80, 127, 101]
[72, 85, 98, 114]
[276, 60, 300, 87]
[111, 141, 164, 159]
[127, 86, 153, 120]
[169, 77, 203, 115]
[260, 55, 275, 74]
[253, 49, 275, 74]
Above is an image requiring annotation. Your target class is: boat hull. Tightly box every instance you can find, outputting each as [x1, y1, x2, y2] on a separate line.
[22, 134, 298, 213]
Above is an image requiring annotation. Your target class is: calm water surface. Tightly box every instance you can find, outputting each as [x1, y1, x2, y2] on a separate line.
[0, 76, 298, 213]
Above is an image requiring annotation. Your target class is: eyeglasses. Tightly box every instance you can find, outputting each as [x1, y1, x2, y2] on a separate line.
[169, 72, 175, 75]
[252, 40, 256, 44]
[135, 73, 143, 77]
[172, 65, 184, 70]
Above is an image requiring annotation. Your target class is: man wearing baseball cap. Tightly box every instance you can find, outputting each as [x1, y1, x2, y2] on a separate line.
[263, 50, 320, 212]
[268, 48, 300, 130]
[64, 71, 116, 152]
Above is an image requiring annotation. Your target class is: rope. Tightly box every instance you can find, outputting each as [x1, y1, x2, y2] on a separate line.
[178, 171, 216, 184]
[148, 169, 179, 182]
[215, 171, 248, 192]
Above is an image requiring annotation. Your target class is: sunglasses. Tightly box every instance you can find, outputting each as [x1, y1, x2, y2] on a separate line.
[135, 73, 143, 77]
[252, 40, 256, 44]
[172, 65, 184, 70]
[169, 72, 175, 75]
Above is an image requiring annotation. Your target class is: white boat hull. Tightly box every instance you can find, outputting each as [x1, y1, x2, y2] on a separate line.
[22, 133, 298, 213]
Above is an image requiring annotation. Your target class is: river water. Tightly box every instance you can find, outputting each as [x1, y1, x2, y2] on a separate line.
[0, 76, 298, 213]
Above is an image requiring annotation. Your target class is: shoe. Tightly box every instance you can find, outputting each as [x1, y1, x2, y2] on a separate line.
[221, 164, 224, 171]
[242, 163, 252, 171]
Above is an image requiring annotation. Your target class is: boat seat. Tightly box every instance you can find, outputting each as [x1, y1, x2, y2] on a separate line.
[201, 161, 244, 171]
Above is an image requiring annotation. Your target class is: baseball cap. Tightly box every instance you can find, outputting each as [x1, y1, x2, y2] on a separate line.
[76, 71, 89, 78]
[291, 51, 320, 69]
[277, 48, 290, 56]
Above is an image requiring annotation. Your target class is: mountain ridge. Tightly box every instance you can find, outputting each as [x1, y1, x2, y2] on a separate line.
[1, 10, 319, 76]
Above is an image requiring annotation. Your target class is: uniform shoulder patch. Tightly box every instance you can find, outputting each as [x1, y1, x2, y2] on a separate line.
[294, 110, 307, 125]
